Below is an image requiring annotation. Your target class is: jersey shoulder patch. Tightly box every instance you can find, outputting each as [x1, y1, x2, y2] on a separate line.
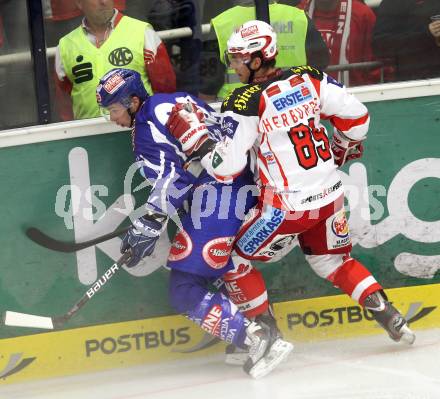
[289, 65, 324, 81]
[221, 84, 263, 115]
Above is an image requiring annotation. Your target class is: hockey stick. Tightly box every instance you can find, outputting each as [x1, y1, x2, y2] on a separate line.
[4, 251, 131, 330]
[25, 225, 130, 253]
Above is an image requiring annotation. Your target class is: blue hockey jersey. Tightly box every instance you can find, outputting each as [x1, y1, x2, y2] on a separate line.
[132, 92, 222, 216]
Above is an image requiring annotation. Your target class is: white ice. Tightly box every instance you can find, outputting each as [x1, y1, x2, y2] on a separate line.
[2, 328, 439, 399]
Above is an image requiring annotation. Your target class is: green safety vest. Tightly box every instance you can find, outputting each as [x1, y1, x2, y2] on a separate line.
[59, 16, 152, 120]
[212, 4, 308, 99]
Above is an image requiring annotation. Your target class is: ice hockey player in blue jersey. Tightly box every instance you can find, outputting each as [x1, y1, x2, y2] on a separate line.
[96, 68, 293, 379]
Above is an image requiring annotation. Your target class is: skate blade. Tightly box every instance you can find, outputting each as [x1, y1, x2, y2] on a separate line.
[248, 339, 294, 379]
[225, 352, 248, 366]
[400, 324, 416, 345]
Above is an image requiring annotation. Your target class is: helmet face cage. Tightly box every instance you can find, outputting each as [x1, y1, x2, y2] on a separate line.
[96, 68, 148, 114]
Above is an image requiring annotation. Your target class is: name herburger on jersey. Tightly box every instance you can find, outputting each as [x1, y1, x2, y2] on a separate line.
[260, 99, 319, 134]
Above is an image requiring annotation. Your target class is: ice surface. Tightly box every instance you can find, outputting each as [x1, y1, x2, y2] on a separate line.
[2, 329, 439, 399]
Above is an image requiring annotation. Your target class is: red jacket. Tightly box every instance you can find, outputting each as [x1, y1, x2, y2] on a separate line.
[0, 15, 3, 48]
[299, 0, 382, 86]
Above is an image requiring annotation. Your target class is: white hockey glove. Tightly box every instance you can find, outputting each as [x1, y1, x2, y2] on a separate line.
[331, 129, 364, 167]
[166, 102, 210, 156]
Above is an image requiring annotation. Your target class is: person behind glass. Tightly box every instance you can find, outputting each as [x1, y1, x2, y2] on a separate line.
[372, 0, 440, 82]
[0, 0, 37, 129]
[199, 0, 330, 102]
[96, 68, 293, 379]
[54, 0, 176, 121]
[145, 0, 203, 95]
[0, 12, 4, 89]
[298, 0, 382, 87]
[43, 0, 126, 47]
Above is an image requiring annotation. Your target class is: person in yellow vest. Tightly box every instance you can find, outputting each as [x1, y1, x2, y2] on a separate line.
[54, 0, 176, 121]
[199, 0, 329, 102]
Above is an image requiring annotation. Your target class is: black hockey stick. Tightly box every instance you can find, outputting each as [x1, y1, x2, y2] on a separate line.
[4, 251, 131, 329]
[25, 225, 130, 253]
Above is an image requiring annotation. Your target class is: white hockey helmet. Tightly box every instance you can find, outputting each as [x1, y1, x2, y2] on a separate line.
[226, 20, 278, 62]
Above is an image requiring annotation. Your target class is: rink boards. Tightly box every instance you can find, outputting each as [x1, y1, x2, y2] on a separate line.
[0, 80, 439, 384]
[1, 281, 439, 384]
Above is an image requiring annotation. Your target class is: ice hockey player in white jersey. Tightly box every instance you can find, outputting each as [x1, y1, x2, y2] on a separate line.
[167, 20, 416, 345]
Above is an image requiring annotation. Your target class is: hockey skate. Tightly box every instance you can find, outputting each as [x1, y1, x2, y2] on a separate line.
[364, 291, 416, 345]
[242, 321, 294, 379]
[225, 312, 284, 366]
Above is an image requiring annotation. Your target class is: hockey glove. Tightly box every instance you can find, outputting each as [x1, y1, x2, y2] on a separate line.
[331, 129, 364, 167]
[121, 213, 167, 268]
[166, 101, 210, 156]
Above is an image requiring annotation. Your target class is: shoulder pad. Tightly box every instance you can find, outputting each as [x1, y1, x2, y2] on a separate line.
[221, 84, 263, 115]
[289, 65, 324, 81]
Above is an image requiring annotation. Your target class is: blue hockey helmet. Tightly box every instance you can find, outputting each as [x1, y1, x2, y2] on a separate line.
[96, 68, 148, 110]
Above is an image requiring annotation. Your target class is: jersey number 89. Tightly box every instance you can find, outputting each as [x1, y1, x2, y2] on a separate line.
[288, 118, 332, 169]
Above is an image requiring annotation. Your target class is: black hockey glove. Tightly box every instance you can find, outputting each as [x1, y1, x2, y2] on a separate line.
[121, 212, 167, 268]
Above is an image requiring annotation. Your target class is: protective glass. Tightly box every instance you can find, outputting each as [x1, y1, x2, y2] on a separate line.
[99, 102, 130, 121]
[224, 51, 250, 68]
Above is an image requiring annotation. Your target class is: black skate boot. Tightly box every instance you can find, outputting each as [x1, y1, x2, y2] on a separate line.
[364, 290, 416, 345]
[225, 310, 283, 366]
[255, 311, 284, 340]
[242, 321, 294, 379]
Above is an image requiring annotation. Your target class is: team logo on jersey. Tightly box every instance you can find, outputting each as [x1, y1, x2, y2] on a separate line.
[237, 207, 286, 256]
[72, 55, 93, 84]
[221, 116, 239, 138]
[254, 233, 297, 260]
[271, 85, 312, 112]
[201, 305, 222, 335]
[211, 151, 224, 168]
[290, 65, 324, 80]
[168, 229, 193, 261]
[301, 181, 342, 205]
[262, 151, 276, 165]
[326, 209, 351, 250]
[108, 47, 134, 66]
[288, 75, 305, 87]
[202, 237, 234, 269]
[266, 84, 281, 98]
[331, 210, 349, 238]
[233, 85, 261, 111]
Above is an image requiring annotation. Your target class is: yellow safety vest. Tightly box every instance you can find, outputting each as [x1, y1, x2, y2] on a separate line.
[212, 4, 308, 99]
[59, 16, 152, 119]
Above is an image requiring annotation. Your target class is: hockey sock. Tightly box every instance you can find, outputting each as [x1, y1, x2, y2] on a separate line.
[186, 291, 251, 348]
[330, 258, 382, 306]
[223, 264, 269, 318]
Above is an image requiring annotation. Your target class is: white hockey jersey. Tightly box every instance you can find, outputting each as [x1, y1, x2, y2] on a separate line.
[201, 66, 370, 211]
